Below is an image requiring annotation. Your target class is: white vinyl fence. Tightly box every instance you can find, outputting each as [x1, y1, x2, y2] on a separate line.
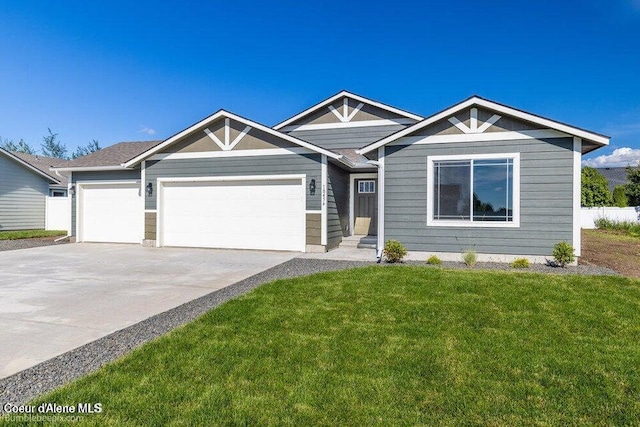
[45, 196, 70, 232]
[581, 206, 640, 229]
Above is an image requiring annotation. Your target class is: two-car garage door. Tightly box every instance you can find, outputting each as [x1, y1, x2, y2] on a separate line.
[158, 178, 305, 251]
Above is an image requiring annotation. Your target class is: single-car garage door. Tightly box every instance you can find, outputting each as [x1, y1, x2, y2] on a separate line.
[78, 183, 142, 243]
[159, 177, 305, 251]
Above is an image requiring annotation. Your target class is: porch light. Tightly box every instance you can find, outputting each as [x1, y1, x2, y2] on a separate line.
[309, 179, 316, 195]
[69, 185, 76, 196]
[146, 182, 153, 197]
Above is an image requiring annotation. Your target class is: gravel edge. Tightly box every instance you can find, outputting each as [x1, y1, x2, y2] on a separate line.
[0, 257, 619, 409]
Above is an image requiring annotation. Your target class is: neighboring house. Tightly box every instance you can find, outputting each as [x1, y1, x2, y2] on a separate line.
[0, 148, 69, 230]
[596, 167, 629, 193]
[52, 91, 609, 261]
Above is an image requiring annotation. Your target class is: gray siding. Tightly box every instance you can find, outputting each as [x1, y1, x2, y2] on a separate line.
[71, 169, 141, 236]
[144, 154, 322, 211]
[288, 125, 405, 150]
[384, 138, 575, 256]
[326, 163, 350, 249]
[0, 154, 49, 230]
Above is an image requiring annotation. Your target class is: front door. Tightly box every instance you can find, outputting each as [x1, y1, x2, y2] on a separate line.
[354, 179, 377, 235]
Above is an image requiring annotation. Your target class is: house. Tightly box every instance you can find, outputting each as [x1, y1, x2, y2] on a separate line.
[596, 167, 629, 193]
[52, 91, 609, 261]
[0, 149, 69, 230]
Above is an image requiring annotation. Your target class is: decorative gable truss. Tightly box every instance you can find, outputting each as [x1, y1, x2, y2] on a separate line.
[327, 98, 365, 123]
[448, 108, 501, 134]
[204, 118, 252, 151]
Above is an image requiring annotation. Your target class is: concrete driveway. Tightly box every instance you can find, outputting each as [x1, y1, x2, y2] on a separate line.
[0, 243, 295, 379]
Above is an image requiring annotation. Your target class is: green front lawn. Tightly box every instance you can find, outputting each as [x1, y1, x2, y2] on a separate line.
[8, 267, 640, 425]
[0, 230, 66, 240]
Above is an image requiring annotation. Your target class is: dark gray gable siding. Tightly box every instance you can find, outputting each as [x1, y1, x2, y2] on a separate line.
[71, 169, 141, 236]
[327, 163, 350, 248]
[0, 154, 49, 230]
[384, 137, 575, 256]
[288, 125, 406, 150]
[144, 154, 322, 211]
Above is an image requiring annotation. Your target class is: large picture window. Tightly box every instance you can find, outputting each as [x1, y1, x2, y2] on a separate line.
[427, 153, 519, 227]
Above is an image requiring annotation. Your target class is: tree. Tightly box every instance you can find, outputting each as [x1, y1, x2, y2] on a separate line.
[1, 137, 36, 154]
[581, 167, 613, 207]
[625, 165, 640, 206]
[612, 185, 628, 207]
[72, 139, 101, 159]
[41, 128, 67, 159]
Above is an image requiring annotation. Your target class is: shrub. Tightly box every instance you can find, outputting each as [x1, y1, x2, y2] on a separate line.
[383, 240, 407, 263]
[581, 167, 613, 207]
[625, 165, 640, 206]
[511, 258, 530, 269]
[613, 185, 628, 207]
[552, 241, 575, 267]
[462, 249, 477, 266]
[426, 255, 442, 265]
[594, 217, 640, 237]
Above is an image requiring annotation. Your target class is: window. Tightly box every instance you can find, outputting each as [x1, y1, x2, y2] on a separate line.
[50, 190, 67, 197]
[358, 180, 376, 193]
[427, 153, 519, 227]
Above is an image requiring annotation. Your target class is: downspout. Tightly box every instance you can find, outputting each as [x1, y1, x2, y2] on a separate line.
[366, 159, 384, 263]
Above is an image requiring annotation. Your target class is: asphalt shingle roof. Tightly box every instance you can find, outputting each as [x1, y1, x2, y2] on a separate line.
[60, 141, 162, 168]
[10, 152, 70, 186]
[597, 167, 630, 192]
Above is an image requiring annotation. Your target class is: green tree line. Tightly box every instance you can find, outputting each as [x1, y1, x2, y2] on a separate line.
[0, 128, 100, 159]
[582, 166, 640, 207]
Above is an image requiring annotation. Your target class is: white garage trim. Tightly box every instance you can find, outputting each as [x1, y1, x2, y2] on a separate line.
[156, 174, 306, 251]
[76, 181, 143, 243]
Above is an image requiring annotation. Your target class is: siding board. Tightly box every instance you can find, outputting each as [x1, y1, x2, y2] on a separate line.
[0, 153, 49, 230]
[384, 137, 575, 256]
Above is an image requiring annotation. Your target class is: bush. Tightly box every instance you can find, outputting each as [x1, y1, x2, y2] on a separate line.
[594, 217, 640, 237]
[426, 255, 442, 265]
[581, 167, 613, 207]
[552, 241, 575, 267]
[613, 185, 628, 207]
[625, 165, 640, 206]
[462, 250, 477, 266]
[511, 258, 530, 269]
[383, 240, 407, 263]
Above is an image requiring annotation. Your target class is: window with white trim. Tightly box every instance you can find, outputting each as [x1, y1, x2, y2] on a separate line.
[358, 180, 376, 193]
[428, 154, 519, 227]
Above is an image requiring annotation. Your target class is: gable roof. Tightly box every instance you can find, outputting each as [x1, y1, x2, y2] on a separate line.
[357, 95, 610, 155]
[10, 152, 70, 186]
[0, 147, 62, 183]
[53, 141, 162, 171]
[272, 90, 424, 131]
[123, 110, 343, 168]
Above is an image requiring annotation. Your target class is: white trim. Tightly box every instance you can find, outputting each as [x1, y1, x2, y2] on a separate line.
[141, 160, 146, 237]
[388, 129, 570, 147]
[573, 137, 582, 257]
[426, 153, 521, 228]
[305, 210, 322, 214]
[448, 116, 471, 134]
[279, 118, 416, 132]
[470, 107, 478, 132]
[144, 209, 157, 213]
[0, 147, 61, 183]
[321, 155, 327, 246]
[224, 118, 230, 148]
[148, 147, 315, 161]
[358, 96, 610, 154]
[228, 125, 252, 150]
[124, 110, 341, 167]
[377, 147, 385, 257]
[349, 172, 378, 237]
[155, 174, 306, 252]
[273, 90, 423, 130]
[67, 171, 73, 237]
[53, 165, 133, 172]
[477, 114, 502, 133]
[204, 128, 225, 150]
[75, 180, 142, 243]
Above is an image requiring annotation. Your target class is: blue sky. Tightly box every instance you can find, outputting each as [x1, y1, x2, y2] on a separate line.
[1, 1, 639, 166]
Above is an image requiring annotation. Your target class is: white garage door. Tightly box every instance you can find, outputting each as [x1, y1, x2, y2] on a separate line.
[159, 178, 305, 251]
[79, 183, 142, 243]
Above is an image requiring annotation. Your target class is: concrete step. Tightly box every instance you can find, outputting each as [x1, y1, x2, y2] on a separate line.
[340, 235, 377, 249]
